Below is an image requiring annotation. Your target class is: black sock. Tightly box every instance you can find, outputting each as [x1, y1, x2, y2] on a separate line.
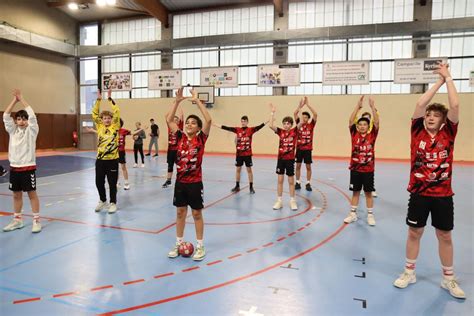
[250, 182, 253, 188]
[235, 181, 240, 187]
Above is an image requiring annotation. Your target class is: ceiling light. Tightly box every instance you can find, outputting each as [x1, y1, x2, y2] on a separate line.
[68, 2, 79, 10]
[106, 0, 117, 5]
[96, 0, 107, 6]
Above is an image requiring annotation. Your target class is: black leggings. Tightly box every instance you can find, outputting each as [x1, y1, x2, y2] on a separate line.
[95, 159, 119, 203]
[134, 144, 144, 164]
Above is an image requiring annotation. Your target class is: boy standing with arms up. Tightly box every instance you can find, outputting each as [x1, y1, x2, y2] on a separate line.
[294, 96, 318, 192]
[92, 88, 121, 214]
[393, 63, 465, 299]
[167, 88, 212, 261]
[163, 108, 184, 188]
[269, 103, 299, 211]
[3, 89, 41, 233]
[343, 95, 379, 226]
[214, 116, 267, 194]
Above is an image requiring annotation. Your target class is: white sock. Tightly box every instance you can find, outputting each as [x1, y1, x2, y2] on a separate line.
[197, 239, 203, 248]
[350, 205, 357, 212]
[296, 180, 301, 184]
[277, 196, 282, 201]
[367, 208, 373, 214]
[176, 236, 183, 244]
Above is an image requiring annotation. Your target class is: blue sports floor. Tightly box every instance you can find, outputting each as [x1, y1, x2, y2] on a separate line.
[0, 151, 472, 316]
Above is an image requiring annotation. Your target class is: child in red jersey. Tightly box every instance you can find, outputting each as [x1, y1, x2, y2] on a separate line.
[118, 119, 131, 190]
[268, 103, 300, 211]
[214, 116, 267, 194]
[343, 95, 379, 226]
[163, 108, 184, 188]
[294, 96, 318, 192]
[393, 63, 465, 299]
[167, 88, 212, 261]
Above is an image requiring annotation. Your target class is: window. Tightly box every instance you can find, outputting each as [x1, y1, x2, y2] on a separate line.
[430, 32, 474, 92]
[432, 0, 474, 19]
[289, 0, 414, 29]
[102, 17, 161, 45]
[173, 5, 274, 39]
[131, 53, 161, 98]
[80, 24, 99, 114]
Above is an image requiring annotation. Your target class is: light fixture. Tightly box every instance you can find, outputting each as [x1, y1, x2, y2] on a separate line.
[106, 0, 117, 5]
[96, 0, 107, 6]
[68, 2, 79, 10]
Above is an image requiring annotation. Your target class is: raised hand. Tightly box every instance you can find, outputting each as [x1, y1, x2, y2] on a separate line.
[269, 103, 276, 113]
[357, 95, 365, 109]
[369, 97, 375, 108]
[304, 96, 309, 106]
[298, 98, 305, 109]
[12, 89, 21, 102]
[189, 88, 198, 102]
[107, 87, 112, 99]
[175, 87, 187, 103]
[434, 62, 451, 80]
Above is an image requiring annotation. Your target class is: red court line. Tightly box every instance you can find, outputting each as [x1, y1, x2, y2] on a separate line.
[90, 285, 114, 292]
[288, 232, 296, 237]
[53, 292, 78, 298]
[262, 242, 274, 248]
[297, 227, 305, 232]
[182, 267, 200, 273]
[228, 254, 242, 260]
[123, 279, 145, 286]
[13, 297, 41, 304]
[153, 273, 174, 279]
[98, 223, 347, 315]
[305, 223, 311, 227]
[246, 248, 259, 253]
[206, 260, 223, 266]
[276, 236, 286, 242]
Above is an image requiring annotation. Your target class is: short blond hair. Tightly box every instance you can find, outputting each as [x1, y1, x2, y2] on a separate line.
[100, 110, 113, 118]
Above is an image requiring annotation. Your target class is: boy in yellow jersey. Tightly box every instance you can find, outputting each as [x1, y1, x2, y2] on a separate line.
[92, 88, 121, 214]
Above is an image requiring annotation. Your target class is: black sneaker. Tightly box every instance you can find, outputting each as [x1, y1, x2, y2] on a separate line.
[305, 183, 312, 191]
[153, 154, 159, 157]
[249, 187, 255, 194]
[231, 185, 240, 193]
[162, 180, 172, 188]
[0, 169, 7, 177]
[145, 153, 151, 156]
[295, 182, 301, 190]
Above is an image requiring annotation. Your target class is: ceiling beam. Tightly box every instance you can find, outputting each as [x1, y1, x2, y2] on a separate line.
[133, 0, 169, 27]
[273, 0, 283, 17]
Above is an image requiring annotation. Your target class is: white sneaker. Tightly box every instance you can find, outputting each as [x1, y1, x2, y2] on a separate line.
[441, 278, 466, 299]
[290, 199, 298, 211]
[95, 201, 107, 212]
[393, 270, 416, 288]
[372, 191, 378, 198]
[32, 219, 42, 233]
[3, 219, 24, 232]
[133, 163, 138, 168]
[344, 211, 358, 224]
[192, 246, 206, 261]
[367, 213, 376, 226]
[168, 242, 180, 258]
[273, 199, 283, 210]
[140, 164, 145, 168]
[108, 203, 117, 214]
[123, 183, 130, 190]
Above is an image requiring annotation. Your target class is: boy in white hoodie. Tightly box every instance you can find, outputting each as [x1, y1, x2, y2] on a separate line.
[2, 89, 41, 233]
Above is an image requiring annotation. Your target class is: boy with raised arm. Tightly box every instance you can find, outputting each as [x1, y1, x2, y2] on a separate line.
[163, 108, 184, 188]
[3, 89, 41, 233]
[343, 95, 379, 226]
[269, 103, 300, 211]
[393, 63, 465, 299]
[92, 88, 121, 214]
[167, 88, 212, 261]
[294, 96, 318, 192]
[214, 116, 267, 194]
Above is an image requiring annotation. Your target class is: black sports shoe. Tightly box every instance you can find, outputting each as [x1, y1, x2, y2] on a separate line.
[162, 180, 172, 188]
[305, 183, 312, 191]
[295, 182, 301, 190]
[0, 169, 8, 177]
[145, 153, 151, 156]
[231, 185, 240, 193]
[249, 187, 255, 194]
[153, 154, 159, 157]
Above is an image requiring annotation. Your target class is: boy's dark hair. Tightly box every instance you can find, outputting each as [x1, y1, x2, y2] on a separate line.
[302, 111, 311, 118]
[282, 116, 294, 125]
[120, 118, 124, 127]
[241, 115, 249, 121]
[426, 103, 448, 118]
[186, 114, 203, 129]
[357, 117, 371, 125]
[361, 112, 371, 118]
[14, 110, 28, 120]
[150, 118, 154, 122]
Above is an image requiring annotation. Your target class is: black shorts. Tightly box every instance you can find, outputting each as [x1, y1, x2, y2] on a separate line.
[295, 149, 312, 164]
[173, 181, 204, 210]
[236, 156, 253, 167]
[118, 151, 126, 164]
[349, 170, 374, 192]
[9, 169, 37, 192]
[167, 150, 178, 172]
[276, 159, 295, 176]
[407, 194, 454, 231]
